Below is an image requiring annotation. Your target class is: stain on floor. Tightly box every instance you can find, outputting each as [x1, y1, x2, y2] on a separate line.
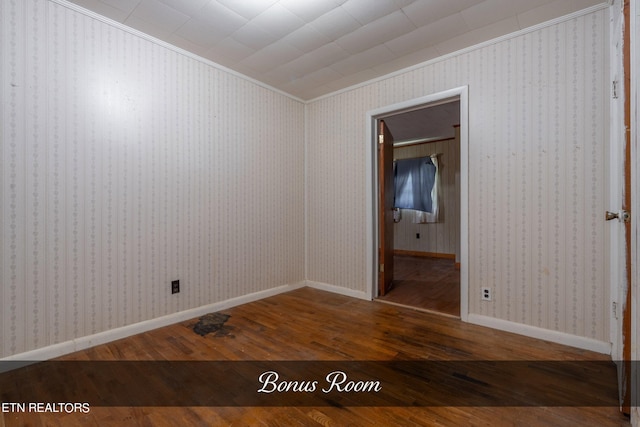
[192, 313, 233, 337]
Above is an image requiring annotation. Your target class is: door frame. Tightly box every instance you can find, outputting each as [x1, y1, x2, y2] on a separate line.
[610, 0, 634, 414]
[630, 0, 639, 420]
[609, 0, 628, 366]
[366, 86, 469, 321]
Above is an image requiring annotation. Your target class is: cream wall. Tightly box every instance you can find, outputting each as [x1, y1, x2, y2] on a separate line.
[393, 133, 460, 256]
[0, 0, 305, 358]
[306, 7, 610, 344]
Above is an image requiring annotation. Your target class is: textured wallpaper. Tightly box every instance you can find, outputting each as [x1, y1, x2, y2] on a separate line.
[0, 0, 305, 358]
[306, 8, 609, 342]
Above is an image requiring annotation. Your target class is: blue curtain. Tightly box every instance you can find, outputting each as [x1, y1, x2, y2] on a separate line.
[393, 157, 436, 212]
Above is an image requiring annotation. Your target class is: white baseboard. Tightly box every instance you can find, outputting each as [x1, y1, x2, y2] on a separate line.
[3, 283, 610, 367]
[468, 314, 612, 355]
[1, 281, 306, 363]
[305, 280, 370, 301]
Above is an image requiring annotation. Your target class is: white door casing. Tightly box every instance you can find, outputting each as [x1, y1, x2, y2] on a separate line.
[366, 86, 469, 321]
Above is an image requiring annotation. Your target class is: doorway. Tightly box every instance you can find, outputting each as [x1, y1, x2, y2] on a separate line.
[379, 103, 460, 316]
[366, 87, 469, 321]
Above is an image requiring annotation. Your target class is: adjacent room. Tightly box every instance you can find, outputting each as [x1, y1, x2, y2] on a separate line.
[377, 101, 462, 317]
[1, 0, 638, 425]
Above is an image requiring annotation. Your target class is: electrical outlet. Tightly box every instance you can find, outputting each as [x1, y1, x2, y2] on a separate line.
[481, 287, 491, 301]
[171, 280, 180, 294]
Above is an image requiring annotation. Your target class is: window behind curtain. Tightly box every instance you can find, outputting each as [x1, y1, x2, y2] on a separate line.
[393, 156, 437, 213]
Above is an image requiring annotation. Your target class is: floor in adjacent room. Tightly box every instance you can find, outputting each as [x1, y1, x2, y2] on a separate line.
[377, 255, 460, 317]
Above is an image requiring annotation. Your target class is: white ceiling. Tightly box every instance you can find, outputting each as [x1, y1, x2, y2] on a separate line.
[66, 0, 605, 100]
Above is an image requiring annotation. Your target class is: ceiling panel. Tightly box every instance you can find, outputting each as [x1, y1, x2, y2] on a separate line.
[341, 0, 400, 25]
[435, 16, 521, 56]
[516, 0, 576, 28]
[401, 0, 462, 27]
[251, 3, 306, 39]
[331, 44, 396, 75]
[240, 42, 303, 73]
[175, 3, 247, 46]
[174, 18, 230, 47]
[279, 42, 351, 80]
[279, 25, 332, 52]
[372, 46, 440, 75]
[216, 0, 277, 20]
[69, 0, 131, 21]
[279, 0, 342, 21]
[100, 0, 140, 14]
[128, 0, 190, 32]
[230, 21, 279, 50]
[310, 6, 361, 40]
[157, 0, 209, 16]
[460, 0, 524, 30]
[206, 36, 256, 62]
[62, 0, 607, 100]
[335, 10, 416, 54]
[384, 13, 469, 55]
[125, 15, 175, 41]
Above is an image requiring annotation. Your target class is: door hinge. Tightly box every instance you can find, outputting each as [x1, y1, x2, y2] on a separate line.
[378, 134, 384, 144]
[613, 80, 618, 99]
[605, 210, 630, 222]
[379, 263, 384, 273]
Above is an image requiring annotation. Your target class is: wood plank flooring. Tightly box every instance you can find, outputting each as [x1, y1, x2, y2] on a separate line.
[378, 256, 460, 316]
[0, 287, 630, 427]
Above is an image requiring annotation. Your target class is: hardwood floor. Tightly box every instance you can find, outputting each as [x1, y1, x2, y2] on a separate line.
[0, 287, 629, 427]
[378, 256, 460, 317]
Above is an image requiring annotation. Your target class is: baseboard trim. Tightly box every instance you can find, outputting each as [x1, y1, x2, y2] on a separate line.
[305, 280, 370, 301]
[467, 314, 611, 354]
[3, 284, 610, 365]
[394, 250, 455, 259]
[1, 281, 306, 363]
